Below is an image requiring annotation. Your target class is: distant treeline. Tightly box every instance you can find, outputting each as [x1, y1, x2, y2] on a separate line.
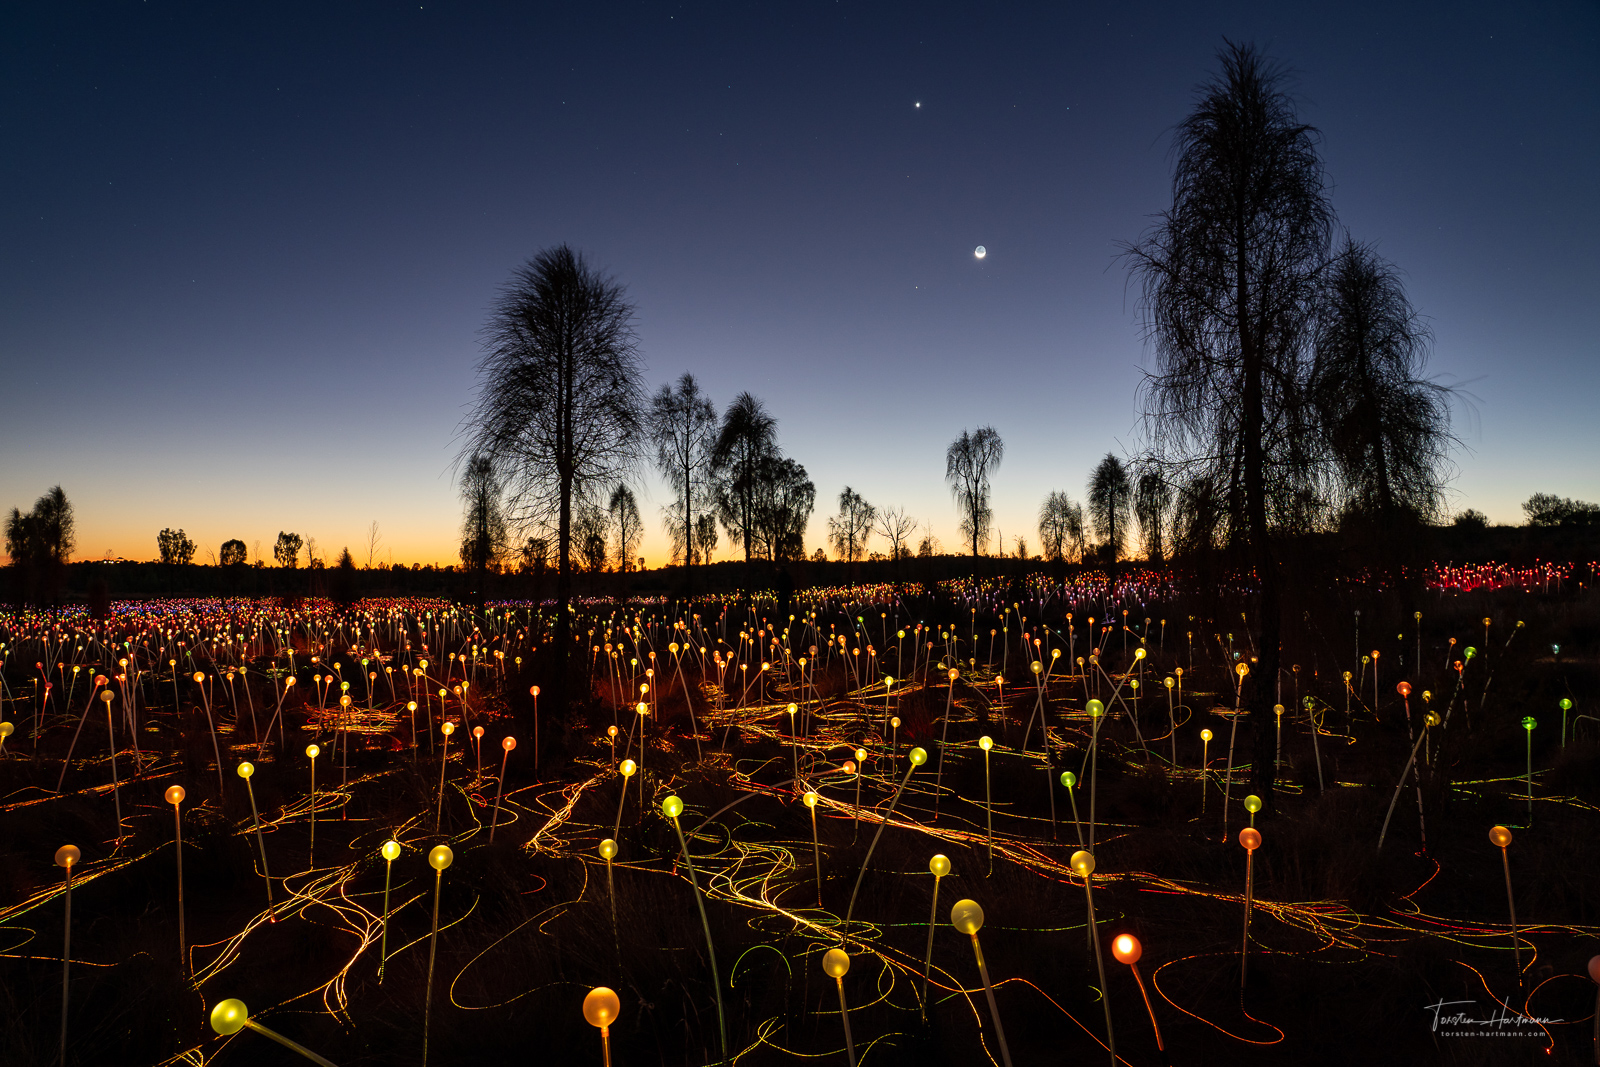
[3, 520, 1594, 609]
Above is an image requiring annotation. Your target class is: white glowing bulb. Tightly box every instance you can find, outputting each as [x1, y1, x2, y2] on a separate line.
[974, 245, 986, 259]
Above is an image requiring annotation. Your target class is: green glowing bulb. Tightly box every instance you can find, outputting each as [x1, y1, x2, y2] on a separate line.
[661, 795, 684, 819]
[1243, 795, 1262, 814]
[1060, 770, 1077, 788]
[1086, 699, 1104, 718]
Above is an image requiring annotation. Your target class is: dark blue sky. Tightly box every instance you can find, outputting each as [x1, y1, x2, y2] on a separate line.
[4, 2, 1596, 564]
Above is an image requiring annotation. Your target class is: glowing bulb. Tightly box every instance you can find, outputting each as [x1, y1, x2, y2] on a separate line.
[661, 795, 684, 819]
[237, 762, 254, 779]
[1070, 850, 1095, 876]
[908, 747, 928, 766]
[1200, 729, 1213, 742]
[620, 759, 637, 777]
[979, 736, 993, 751]
[1239, 827, 1261, 851]
[55, 844, 81, 868]
[307, 744, 320, 758]
[1243, 795, 1261, 814]
[1111, 933, 1142, 964]
[165, 785, 185, 805]
[823, 947, 851, 977]
[599, 838, 617, 860]
[210, 998, 248, 1036]
[583, 986, 621, 1028]
[428, 845, 453, 870]
[929, 854, 950, 877]
[381, 840, 401, 862]
[950, 898, 984, 934]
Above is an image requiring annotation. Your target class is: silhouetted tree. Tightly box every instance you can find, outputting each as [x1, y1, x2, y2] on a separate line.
[608, 485, 642, 571]
[750, 455, 815, 562]
[1523, 493, 1600, 527]
[711, 392, 778, 569]
[1088, 454, 1133, 563]
[575, 504, 609, 576]
[157, 528, 197, 565]
[1311, 237, 1454, 525]
[875, 507, 916, 562]
[694, 512, 719, 564]
[1453, 508, 1489, 530]
[1127, 41, 1335, 804]
[650, 373, 718, 584]
[459, 454, 509, 590]
[273, 531, 303, 568]
[1038, 490, 1085, 563]
[465, 245, 646, 715]
[946, 426, 1003, 559]
[331, 547, 356, 604]
[4, 488, 72, 602]
[827, 487, 875, 562]
[1134, 469, 1174, 562]
[219, 539, 248, 566]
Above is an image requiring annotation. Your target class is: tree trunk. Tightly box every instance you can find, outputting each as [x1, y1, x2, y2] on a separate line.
[1239, 238, 1280, 810]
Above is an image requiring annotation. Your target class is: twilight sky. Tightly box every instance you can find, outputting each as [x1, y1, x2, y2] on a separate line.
[3, 2, 1596, 567]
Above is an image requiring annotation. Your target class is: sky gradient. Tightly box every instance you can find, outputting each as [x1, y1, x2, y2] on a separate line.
[4, 2, 1596, 567]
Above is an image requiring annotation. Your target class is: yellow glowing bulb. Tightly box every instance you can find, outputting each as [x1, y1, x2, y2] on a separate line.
[599, 838, 617, 860]
[803, 791, 818, 808]
[620, 759, 636, 777]
[908, 747, 927, 766]
[210, 998, 249, 1036]
[929, 854, 950, 877]
[236, 762, 254, 779]
[306, 744, 320, 758]
[1200, 728, 1213, 742]
[979, 736, 993, 751]
[822, 947, 851, 978]
[661, 795, 684, 819]
[1070, 850, 1095, 876]
[428, 845, 453, 871]
[381, 840, 401, 862]
[950, 898, 985, 934]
